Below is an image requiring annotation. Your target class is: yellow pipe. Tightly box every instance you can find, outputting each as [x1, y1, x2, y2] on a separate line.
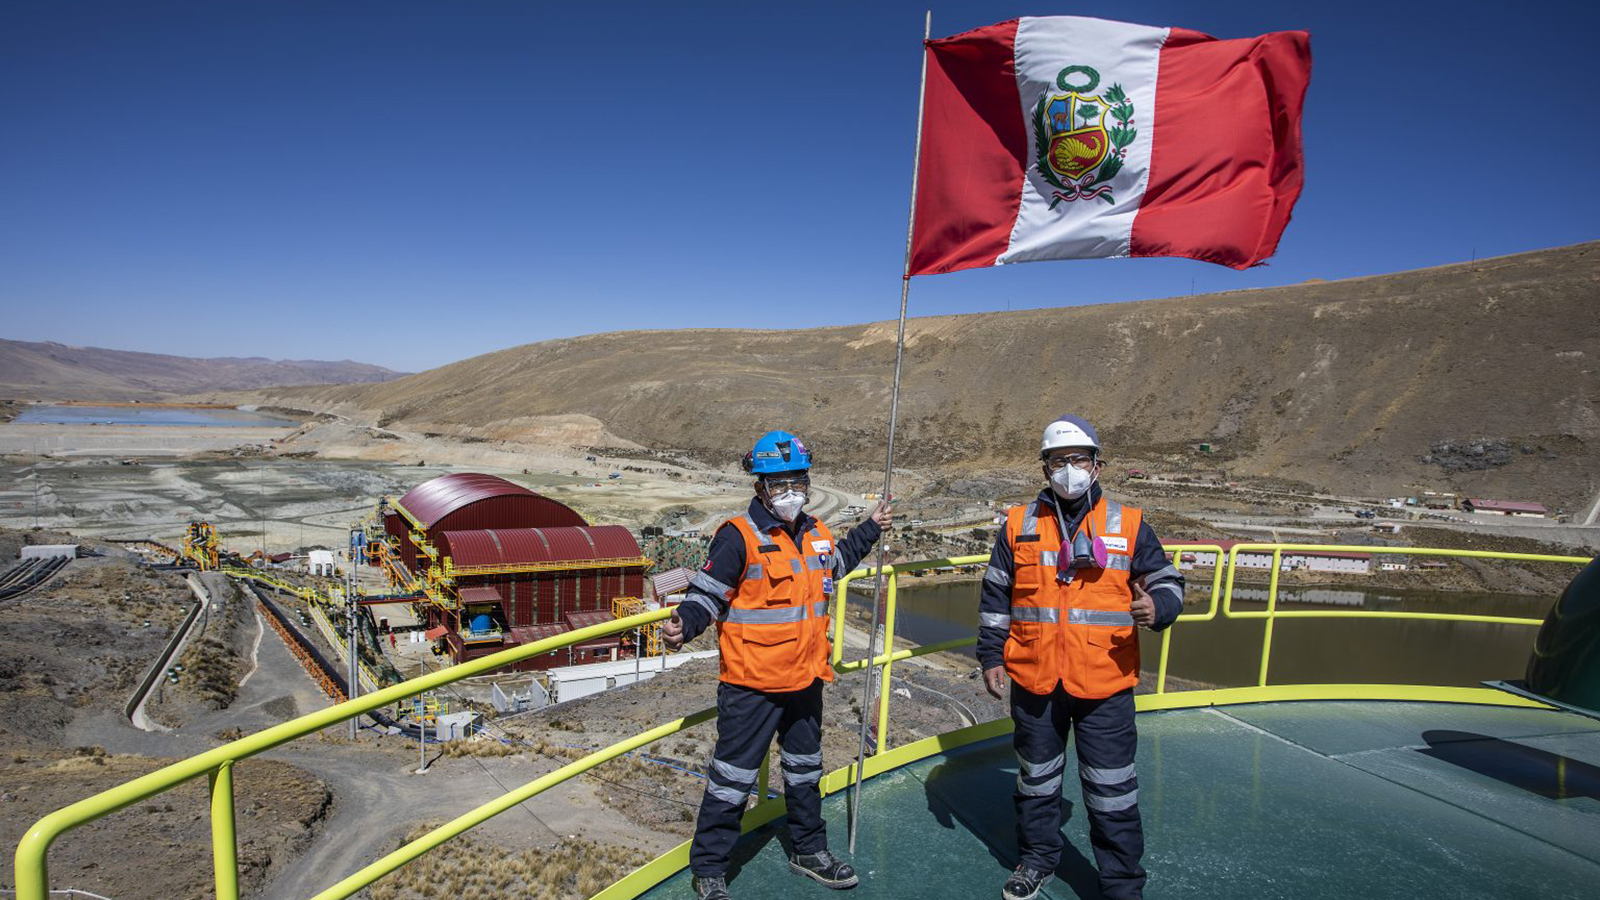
[209, 762, 238, 900]
[831, 569, 858, 666]
[306, 706, 717, 900]
[756, 747, 770, 808]
[1259, 548, 1283, 687]
[1155, 628, 1173, 696]
[1220, 542, 1590, 564]
[874, 567, 899, 754]
[1228, 605, 1542, 621]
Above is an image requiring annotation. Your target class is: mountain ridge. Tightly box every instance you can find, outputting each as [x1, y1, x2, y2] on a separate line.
[0, 339, 408, 400]
[246, 242, 1599, 512]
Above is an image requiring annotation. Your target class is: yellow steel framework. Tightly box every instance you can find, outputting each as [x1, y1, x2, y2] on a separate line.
[409, 695, 447, 724]
[613, 596, 664, 657]
[15, 540, 1591, 900]
[182, 521, 219, 571]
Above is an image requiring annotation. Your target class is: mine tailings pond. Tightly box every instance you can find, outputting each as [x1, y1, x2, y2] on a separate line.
[846, 580, 1551, 688]
[15, 405, 300, 427]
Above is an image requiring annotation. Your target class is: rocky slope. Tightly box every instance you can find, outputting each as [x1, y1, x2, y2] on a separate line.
[251, 243, 1600, 512]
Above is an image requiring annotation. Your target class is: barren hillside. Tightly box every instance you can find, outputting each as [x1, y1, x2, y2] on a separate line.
[0, 339, 406, 400]
[253, 243, 1600, 512]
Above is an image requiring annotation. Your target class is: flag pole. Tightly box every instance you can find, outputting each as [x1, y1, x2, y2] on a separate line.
[850, 8, 931, 856]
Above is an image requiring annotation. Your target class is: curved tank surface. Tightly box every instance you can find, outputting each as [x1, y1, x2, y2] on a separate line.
[1524, 555, 1600, 715]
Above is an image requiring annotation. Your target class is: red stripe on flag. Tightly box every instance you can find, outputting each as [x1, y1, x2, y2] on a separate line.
[1131, 29, 1312, 269]
[908, 20, 1027, 277]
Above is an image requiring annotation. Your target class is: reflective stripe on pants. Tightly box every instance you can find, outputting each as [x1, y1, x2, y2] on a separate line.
[1010, 685, 1145, 900]
[690, 678, 826, 876]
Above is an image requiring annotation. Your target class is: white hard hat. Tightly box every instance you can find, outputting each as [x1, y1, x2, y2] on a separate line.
[1041, 415, 1101, 456]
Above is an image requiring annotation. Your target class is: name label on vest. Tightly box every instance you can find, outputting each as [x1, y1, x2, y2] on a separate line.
[757, 543, 781, 553]
[1102, 536, 1128, 552]
[1015, 535, 1041, 544]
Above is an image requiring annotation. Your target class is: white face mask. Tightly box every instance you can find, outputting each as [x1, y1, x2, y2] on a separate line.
[769, 490, 807, 522]
[1050, 465, 1094, 500]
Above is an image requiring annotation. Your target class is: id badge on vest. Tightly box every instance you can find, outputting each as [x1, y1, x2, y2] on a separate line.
[820, 553, 834, 595]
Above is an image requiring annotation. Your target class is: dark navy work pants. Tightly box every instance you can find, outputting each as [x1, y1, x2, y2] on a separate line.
[689, 678, 826, 876]
[1012, 684, 1145, 899]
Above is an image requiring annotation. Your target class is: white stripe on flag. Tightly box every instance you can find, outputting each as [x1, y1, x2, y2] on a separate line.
[1000, 16, 1168, 266]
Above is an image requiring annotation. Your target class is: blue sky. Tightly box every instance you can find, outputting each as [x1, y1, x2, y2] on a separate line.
[3, 1, 1596, 373]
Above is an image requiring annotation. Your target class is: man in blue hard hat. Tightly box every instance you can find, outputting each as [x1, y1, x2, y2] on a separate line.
[662, 430, 892, 900]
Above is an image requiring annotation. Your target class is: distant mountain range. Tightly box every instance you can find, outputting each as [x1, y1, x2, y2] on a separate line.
[253, 242, 1600, 513]
[0, 339, 407, 400]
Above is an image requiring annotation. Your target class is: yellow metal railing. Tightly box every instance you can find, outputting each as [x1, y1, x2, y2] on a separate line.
[14, 541, 1592, 900]
[1217, 543, 1591, 687]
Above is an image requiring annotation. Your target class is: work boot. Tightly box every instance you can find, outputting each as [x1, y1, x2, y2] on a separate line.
[692, 874, 730, 900]
[1001, 865, 1051, 900]
[789, 849, 859, 889]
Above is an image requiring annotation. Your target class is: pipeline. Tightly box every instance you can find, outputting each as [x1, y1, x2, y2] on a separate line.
[243, 583, 431, 739]
[106, 537, 181, 558]
[0, 556, 69, 602]
[123, 584, 205, 726]
[254, 590, 345, 703]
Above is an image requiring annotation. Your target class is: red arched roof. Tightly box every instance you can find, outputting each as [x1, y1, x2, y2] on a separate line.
[439, 525, 644, 568]
[394, 473, 585, 530]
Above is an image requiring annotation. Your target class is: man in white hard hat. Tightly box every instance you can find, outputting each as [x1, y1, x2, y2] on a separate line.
[977, 414, 1184, 900]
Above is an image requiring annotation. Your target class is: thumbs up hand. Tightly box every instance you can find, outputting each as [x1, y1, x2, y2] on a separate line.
[1130, 580, 1156, 629]
[662, 609, 685, 650]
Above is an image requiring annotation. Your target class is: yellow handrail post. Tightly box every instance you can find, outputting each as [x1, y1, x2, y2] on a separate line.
[210, 761, 240, 900]
[754, 747, 771, 815]
[874, 567, 899, 755]
[831, 570, 859, 667]
[13, 819, 53, 900]
[1259, 548, 1283, 687]
[1155, 629, 1174, 695]
[1222, 545, 1243, 619]
[1154, 549, 1179, 694]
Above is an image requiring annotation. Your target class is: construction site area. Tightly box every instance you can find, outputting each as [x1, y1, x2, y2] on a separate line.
[1, 386, 1595, 900]
[0, 429, 1007, 900]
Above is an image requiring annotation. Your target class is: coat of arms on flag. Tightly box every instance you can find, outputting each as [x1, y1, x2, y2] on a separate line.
[1033, 65, 1136, 207]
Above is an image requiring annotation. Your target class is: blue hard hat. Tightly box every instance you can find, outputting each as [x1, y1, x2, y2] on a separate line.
[742, 430, 812, 475]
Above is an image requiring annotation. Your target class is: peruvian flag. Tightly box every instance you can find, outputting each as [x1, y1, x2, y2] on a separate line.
[909, 16, 1311, 273]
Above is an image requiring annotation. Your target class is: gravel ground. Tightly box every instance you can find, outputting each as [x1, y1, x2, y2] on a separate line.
[0, 533, 334, 899]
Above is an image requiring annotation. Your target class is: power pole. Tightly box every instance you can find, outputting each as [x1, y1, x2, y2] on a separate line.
[416, 659, 429, 774]
[347, 526, 360, 740]
[31, 438, 40, 528]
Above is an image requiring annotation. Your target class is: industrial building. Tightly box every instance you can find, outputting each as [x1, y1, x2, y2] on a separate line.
[1170, 541, 1373, 575]
[1462, 498, 1548, 517]
[376, 473, 652, 671]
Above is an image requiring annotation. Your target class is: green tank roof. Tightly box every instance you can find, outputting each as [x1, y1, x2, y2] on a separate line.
[1525, 556, 1600, 716]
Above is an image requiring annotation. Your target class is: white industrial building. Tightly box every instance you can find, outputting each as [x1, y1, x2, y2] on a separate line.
[20, 545, 77, 560]
[1171, 541, 1372, 575]
[306, 549, 336, 577]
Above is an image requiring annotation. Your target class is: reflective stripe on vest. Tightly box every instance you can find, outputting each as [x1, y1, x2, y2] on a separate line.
[1021, 501, 1042, 537]
[1011, 606, 1059, 623]
[1068, 608, 1135, 626]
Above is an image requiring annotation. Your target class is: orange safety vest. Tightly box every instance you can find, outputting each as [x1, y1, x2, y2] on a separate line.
[1003, 496, 1143, 698]
[714, 513, 836, 693]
